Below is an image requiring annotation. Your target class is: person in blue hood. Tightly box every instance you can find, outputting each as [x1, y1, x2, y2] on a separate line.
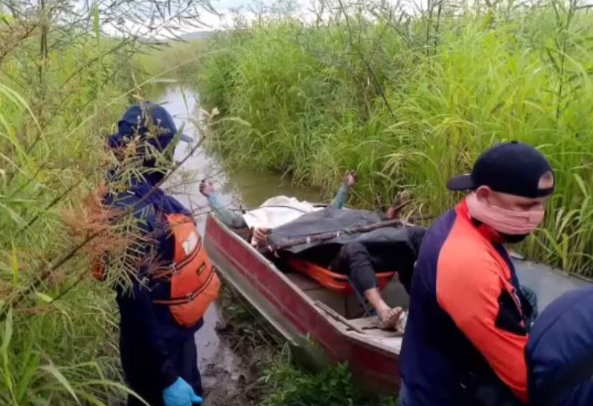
[103, 102, 206, 406]
[527, 286, 593, 406]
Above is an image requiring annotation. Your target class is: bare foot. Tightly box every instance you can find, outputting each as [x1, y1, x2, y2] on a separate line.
[378, 307, 404, 330]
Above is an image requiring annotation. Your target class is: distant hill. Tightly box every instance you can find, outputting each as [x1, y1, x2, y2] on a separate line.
[179, 31, 214, 41]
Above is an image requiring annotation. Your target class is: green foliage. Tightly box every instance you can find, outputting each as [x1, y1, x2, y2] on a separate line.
[262, 348, 397, 406]
[0, 288, 128, 406]
[217, 285, 398, 405]
[0, 6, 161, 405]
[146, 40, 208, 83]
[197, 0, 593, 276]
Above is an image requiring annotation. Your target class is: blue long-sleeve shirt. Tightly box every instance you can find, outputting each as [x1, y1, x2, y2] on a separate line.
[207, 184, 351, 228]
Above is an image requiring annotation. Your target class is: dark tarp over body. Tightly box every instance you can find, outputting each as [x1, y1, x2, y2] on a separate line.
[268, 208, 426, 289]
[268, 208, 425, 254]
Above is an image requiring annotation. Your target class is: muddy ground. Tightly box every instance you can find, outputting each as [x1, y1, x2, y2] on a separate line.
[200, 287, 281, 406]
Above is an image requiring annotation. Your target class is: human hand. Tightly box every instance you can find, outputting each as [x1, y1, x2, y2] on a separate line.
[253, 227, 272, 247]
[343, 170, 358, 187]
[163, 378, 203, 406]
[386, 191, 413, 219]
[199, 180, 215, 197]
[386, 206, 399, 220]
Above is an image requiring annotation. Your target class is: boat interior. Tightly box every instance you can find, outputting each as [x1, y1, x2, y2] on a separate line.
[271, 246, 410, 351]
[224, 221, 412, 350]
[285, 269, 408, 349]
[286, 269, 409, 317]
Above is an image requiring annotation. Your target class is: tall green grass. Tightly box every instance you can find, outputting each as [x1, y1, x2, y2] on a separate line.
[142, 40, 209, 83]
[196, 0, 593, 276]
[0, 12, 162, 405]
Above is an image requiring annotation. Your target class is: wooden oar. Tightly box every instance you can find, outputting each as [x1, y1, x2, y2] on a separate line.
[266, 215, 424, 252]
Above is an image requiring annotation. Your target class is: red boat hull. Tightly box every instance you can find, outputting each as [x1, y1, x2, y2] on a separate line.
[204, 215, 401, 394]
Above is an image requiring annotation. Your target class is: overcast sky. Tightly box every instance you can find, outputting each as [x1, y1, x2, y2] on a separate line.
[183, 0, 318, 30]
[72, 0, 593, 37]
[92, 0, 315, 38]
[90, 0, 424, 37]
[93, 0, 591, 38]
[195, 0, 423, 29]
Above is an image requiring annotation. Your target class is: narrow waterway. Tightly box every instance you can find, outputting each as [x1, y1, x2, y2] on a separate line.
[159, 86, 323, 404]
[159, 86, 590, 402]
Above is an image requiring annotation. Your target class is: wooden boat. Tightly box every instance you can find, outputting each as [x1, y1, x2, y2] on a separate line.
[204, 215, 409, 394]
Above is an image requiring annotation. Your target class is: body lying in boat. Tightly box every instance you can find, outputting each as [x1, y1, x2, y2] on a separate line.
[204, 212, 415, 395]
[266, 206, 425, 330]
[203, 183, 425, 331]
[200, 171, 422, 329]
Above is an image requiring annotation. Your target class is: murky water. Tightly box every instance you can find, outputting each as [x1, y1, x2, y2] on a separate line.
[515, 260, 590, 310]
[159, 86, 590, 400]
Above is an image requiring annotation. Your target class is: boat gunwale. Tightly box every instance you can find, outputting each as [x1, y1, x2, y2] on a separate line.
[204, 214, 402, 356]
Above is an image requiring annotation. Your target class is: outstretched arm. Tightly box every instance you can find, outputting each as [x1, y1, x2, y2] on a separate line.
[329, 171, 357, 209]
[207, 193, 248, 228]
[200, 180, 247, 228]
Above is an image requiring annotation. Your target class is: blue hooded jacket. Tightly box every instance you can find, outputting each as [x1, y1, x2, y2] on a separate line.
[105, 102, 201, 389]
[527, 287, 593, 406]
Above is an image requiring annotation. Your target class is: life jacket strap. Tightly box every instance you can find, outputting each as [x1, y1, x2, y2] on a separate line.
[152, 270, 216, 305]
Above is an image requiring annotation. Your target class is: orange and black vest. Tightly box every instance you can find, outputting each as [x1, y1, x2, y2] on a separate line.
[92, 200, 220, 327]
[151, 214, 220, 327]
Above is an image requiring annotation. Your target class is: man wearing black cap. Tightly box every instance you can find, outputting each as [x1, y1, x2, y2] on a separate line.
[399, 142, 555, 406]
[101, 103, 213, 406]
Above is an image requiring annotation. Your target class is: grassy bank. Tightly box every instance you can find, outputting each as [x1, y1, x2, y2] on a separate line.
[195, 0, 593, 276]
[217, 286, 399, 406]
[0, 45, 141, 405]
[0, 3, 186, 404]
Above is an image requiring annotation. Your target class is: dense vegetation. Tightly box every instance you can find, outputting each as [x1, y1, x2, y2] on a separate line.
[1, 0, 400, 402]
[196, 0, 593, 276]
[0, 1, 205, 404]
[7, 0, 593, 404]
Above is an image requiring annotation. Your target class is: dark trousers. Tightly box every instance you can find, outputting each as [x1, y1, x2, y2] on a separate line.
[121, 333, 202, 406]
[330, 242, 379, 294]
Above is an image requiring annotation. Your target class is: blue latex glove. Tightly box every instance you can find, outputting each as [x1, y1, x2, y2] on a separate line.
[163, 378, 203, 406]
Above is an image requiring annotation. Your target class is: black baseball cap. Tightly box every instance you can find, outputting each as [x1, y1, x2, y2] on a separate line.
[447, 142, 555, 198]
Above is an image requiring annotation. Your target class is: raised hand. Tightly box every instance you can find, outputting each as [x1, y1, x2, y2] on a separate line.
[343, 170, 358, 187]
[199, 180, 215, 197]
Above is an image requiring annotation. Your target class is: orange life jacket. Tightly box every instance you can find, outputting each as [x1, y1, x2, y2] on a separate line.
[91, 204, 220, 327]
[151, 214, 221, 327]
[93, 260, 107, 281]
